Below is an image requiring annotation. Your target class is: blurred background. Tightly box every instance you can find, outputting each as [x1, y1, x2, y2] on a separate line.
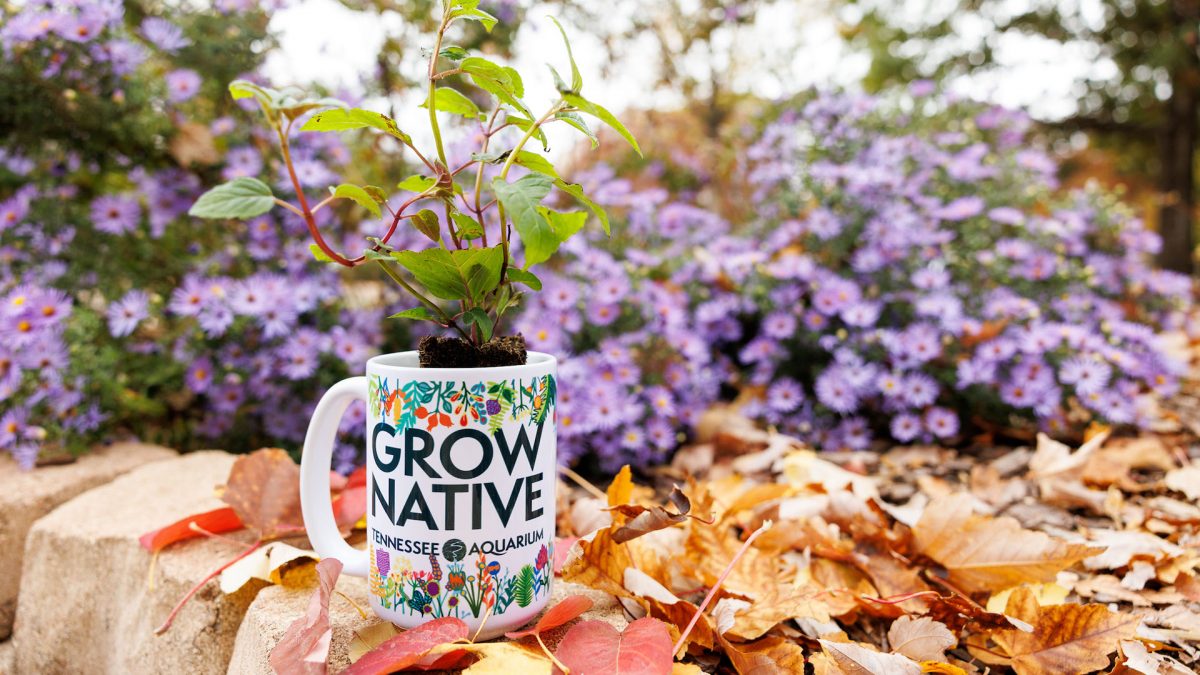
[2, 0, 1196, 474]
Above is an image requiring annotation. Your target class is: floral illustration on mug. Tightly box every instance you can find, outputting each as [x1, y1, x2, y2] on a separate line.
[368, 374, 556, 434]
[368, 542, 553, 618]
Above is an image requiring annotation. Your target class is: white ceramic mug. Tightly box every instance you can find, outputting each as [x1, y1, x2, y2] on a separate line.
[300, 351, 557, 638]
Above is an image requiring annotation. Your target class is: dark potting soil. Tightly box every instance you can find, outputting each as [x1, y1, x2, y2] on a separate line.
[418, 334, 528, 369]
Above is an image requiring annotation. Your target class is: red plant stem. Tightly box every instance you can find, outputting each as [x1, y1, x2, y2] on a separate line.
[153, 540, 263, 635]
[671, 520, 773, 657]
[278, 126, 361, 267]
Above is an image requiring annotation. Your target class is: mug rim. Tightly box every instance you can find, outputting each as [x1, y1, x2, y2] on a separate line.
[366, 350, 556, 376]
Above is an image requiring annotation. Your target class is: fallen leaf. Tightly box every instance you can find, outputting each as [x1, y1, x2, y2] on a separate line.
[347, 622, 399, 663]
[169, 120, 220, 167]
[217, 448, 304, 539]
[610, 486, 707, 543]
[818, 639, 921, 675]
[718, 634, 807, 674]
[343, 617, 469, 675]
[506, 595, 594, 638]
[913, 493, 1095, 594]
[671, 664, 703, 675]
[554, 617, 674, 675]
[562, 528, 637, 600]
[138, 506, 243, 552]
[782, 450, 878, 500]
[1165, 463, 1200, 501]
[887, 616, 956, 662]
[992, 586, 1140, 675]
[553, 536, 578, 574]
[608, 465, 635, 508]
[1082, 529, 1183, 570]
[427, 641, 551, 673]
[219, 541, 317, 593]
[268, 558, 341, 675]
[1115, 639, 1192, 674]
[1029, 431, 1108, 479]
[918, 663, 968, 674]
[712, 598, 751, 635]
[624, 567, 681, 605]
[985, 583, 1069, 614]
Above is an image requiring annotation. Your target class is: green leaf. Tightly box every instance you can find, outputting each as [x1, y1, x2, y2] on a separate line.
[508, 115, 549, 151]
[189, 178, 275, 219]
[422, 87, 481, 119]
[397, 175, 436, 193]
[461, 308, 494, 342]
[229, 79, 271, 103]
[541, 207, 587, 247]
[505, 267, 542, 291]
[555, 179, 610, 235]
[462, 57, 531, 118]
[513, 151, 560, 180]
[555, 111, 597, 148]
[492, 174, 554, 265]
[549, 17, 582, 93]
[389, 306, 440, 321]
[332, 184, 382, 218]
[439, 46, 468, 61]
[391, 246, 504, 303]
[563, 94, 641, 156]
[309, 244, 334, 263]
[301, 108, 411, 143]
[449, 7, 497, 32]
[363, 248, 393, 261]
[451, 213, 484, 239]
[363, 185, 388, 204]
[411, 209, 441, 242]
[472, 150, 510, 164]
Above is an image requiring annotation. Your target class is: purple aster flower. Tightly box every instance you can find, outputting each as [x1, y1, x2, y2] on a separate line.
[890, 413, 922, 442]
[141, 17, 190, 52]
[767, 378, 804, 412]
[763, 311, 796, 339]
[165, 69, 202, 103]
[841, 301, 881, 328]
[932, 196, 985, 221]
[186, 359, 214, 393]
[107, 290, 149, 337]
[90, 195, 140, 234]
[587, 303, 620, 326]
[924, 407, 959, 438]
[1059, 356, 1112, 396]
[815, 368, 859, 414]
[901, 373, 939, 407]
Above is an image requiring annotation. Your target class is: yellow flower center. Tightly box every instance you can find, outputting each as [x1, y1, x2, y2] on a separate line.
[17, 320, 31, 333]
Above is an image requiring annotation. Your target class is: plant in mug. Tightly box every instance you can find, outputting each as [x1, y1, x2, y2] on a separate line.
[190, 0, 639, 368]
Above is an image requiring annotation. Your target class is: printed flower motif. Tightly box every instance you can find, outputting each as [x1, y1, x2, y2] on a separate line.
[376, 548, 391, 579]
[535, 544, 549, 571]
[486, 399, 501, 415]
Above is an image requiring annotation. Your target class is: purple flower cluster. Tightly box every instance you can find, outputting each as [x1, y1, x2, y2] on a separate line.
[0, 282, 103, 469]
[722, 88, 1193, 449]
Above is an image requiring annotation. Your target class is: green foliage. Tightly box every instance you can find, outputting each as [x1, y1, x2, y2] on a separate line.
[220, 5, 638, 346]
[189, 178, 275, 219]
[513, 564, 536, 607]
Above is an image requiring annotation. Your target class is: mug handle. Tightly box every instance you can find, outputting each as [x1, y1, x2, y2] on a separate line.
[300, 376, 370, 577]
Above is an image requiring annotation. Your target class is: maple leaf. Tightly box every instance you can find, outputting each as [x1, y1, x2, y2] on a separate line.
[217, 448, 305, 540]
[886, 616, 956, 662]
[991, 586, 1141, 675]
[554, 618, 674, 675]
[343, 617, 469, 675]
[717, 634, 806, 674]
[268, 558, 341, 675]
[912, 493, 1096, 594]
[817, 639, 921, 675]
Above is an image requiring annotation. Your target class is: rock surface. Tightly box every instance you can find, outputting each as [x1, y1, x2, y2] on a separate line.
[11, 451, 260, 675]
[0, 442, 175, 639]
[228, 576, 626, 674]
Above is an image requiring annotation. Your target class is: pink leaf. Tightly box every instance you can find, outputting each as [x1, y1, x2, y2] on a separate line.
[554, 617, 674, 675]
[553, 536, 578, 575]
[343, 617, 469, 675]
[269, 558, 343, 675]
[506, 595, 594, 638]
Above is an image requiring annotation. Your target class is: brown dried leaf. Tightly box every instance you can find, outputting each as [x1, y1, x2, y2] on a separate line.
[169, 120, 220, 167]
[561, 527, 637, 601]
[913, 493, 1096, 594]
[1114, 639, 1193, 675]
[717, 634, 807, 674]
[217, 448, 304, 540]
[887, 616, 956, 662]
[992, 586, 1140, 675]
[268, 558, 341, 675]
[610, 486, 707, 543]
[818, 639, 921, 675]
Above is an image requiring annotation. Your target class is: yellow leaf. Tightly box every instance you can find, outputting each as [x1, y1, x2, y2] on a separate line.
[428, 641, 552, 674]
[672, 664, 703, 675]
[607, 465, 633, 508]
[986, 583, 1069, 614]
[887, 616, 956, 662]
[913, 493, 1096, 594]
[818, 639, 921, 674]
[347, 622, 399, 663]
[218, 542, 316, 594]
[920, 662, 968, 674]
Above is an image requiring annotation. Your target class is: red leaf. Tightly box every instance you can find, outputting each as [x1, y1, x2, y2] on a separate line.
[343, 617, 469, 675]
[218, 448, 305, 540]
[554, 618, 674, 675]
[332, 485, 367, 529]
[345, 465, 368, 489]
[269, 558, 342, 675]
[506, 595, 594, 638]
[553, 536, 578, 574]
[137, 506, 243, 552]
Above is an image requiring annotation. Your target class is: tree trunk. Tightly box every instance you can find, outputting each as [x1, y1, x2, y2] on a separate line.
[1158, 60, 1200, 273]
